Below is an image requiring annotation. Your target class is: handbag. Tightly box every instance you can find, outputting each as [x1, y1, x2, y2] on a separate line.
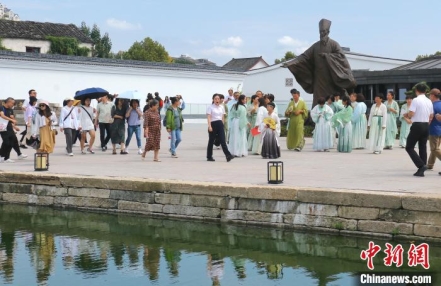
[0, 117, 8, 132]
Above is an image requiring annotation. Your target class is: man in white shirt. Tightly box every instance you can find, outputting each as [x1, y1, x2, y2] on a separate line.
[406, 83, 434, 177]
[60, 97, 81, 156]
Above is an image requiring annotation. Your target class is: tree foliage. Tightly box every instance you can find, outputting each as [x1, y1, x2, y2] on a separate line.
[46, 36, 90, 56]
[415, 51, 441, 61]
[79, 21, 112, 58]
[405, 81, 431, 97]
[275, 51, 296, 64]
[0, 38, 10, 50]
[124, 37, 171, 62]
[173, 58, 196, 65]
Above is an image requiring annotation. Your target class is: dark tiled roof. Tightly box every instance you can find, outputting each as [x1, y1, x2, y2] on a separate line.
[392, 56, 441, 70]
[0, 50, 244, 74]
[0, 20, 93, 44]
[222, 56, 268, 71]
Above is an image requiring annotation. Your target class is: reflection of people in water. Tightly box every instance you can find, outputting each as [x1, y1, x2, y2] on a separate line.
[266, 263, 283, 280]
[25, 232, 56, 284]
[207, 254, 224, 286]
[143, 246, 160, 281]
[231, 257, 246, 279]
[110, 242, 126, 269]
[164, 248, 181, 277]
[0, 231, 15, 283]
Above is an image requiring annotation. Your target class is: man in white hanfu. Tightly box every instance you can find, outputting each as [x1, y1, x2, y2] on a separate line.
[311, 97, 334, 151]
[368, 94, 388, 154]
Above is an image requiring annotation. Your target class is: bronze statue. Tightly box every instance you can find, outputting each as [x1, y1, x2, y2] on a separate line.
[284, 19, 356, 106]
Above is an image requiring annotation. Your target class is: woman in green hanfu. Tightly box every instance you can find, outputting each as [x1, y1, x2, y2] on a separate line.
[384, 91, 400, 149]
[331, 95, 353, 153]
[285, 89, 308, 151]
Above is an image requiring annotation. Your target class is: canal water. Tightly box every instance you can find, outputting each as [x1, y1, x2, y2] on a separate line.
[0, 204, 438, 286]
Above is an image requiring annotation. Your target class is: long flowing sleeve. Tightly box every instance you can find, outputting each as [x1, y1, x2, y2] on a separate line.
[275, 114, 281, 137]
[381, 104, 388, 127]
[324, 105, 334, 121]
[311, 106, 320, 123]
[301, 101, 309, 120]
[392, 101, 400, 119]
[255, 107, 267, 131]
[351, 104, 362, 124]
[368, 106, 375, 127]
[400, 104, 408, 122]
[238, 105, 248, 130]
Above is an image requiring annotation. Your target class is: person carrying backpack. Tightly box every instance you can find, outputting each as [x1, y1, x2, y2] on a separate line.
[165, 97, 184, 158]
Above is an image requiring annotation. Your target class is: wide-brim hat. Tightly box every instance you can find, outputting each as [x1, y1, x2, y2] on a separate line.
[37, 99, 50, 107]
[64, 97, 74, 101]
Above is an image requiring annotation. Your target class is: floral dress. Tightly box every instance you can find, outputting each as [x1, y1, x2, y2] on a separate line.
[143, 109, 161, 151]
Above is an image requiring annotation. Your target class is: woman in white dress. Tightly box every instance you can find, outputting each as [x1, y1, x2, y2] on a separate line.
[368, 94, 388, 154]
[351, 93, 368, 149]
[311, 97, 334, 151]
[399, 95, 413, 148]
[228, 95, 249, 157]
[251, 97, 268, 155]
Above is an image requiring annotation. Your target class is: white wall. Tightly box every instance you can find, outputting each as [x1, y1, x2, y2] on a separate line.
[250, 60, 269, 70]
[2, 39, 51, 53]
[0, 59, 245, 114]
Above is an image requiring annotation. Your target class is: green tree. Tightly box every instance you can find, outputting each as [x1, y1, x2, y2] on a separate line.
[173, 58, 196, 65]
[405, 81, 431, 97]
[415, 51, 441, 61]
[0, 38, 9, 50]
[275, 51, 296, 64]
[79, 22, 112, 58]
[46, 36, 90, 56]
[124, 37, 171, 62]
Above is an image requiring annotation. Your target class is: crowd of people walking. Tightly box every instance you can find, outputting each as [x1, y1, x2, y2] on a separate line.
[1, 86, 441, 177]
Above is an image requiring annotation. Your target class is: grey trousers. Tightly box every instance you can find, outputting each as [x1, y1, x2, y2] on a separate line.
[64, 128, 76, 153]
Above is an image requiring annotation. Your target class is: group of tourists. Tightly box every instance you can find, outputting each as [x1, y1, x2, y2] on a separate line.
[1, 85, 441, 177]
[0, 89, 186, 163]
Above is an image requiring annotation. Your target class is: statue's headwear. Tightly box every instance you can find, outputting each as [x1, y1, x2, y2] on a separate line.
[319, 19, 332, 31]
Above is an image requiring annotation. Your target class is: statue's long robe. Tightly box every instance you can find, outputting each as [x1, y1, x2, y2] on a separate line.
[285, 38, 356, 106]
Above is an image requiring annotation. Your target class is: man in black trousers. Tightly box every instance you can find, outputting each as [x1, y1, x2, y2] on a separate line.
[405, 83, 434, 177]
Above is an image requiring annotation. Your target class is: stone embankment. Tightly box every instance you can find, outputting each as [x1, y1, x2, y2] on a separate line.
[0, 171, 440, 242]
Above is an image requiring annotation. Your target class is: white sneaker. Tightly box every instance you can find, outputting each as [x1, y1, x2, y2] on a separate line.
[18, 154, 28, 159]
[116, 144, 121, 149]
[5, 159, 15, 163]
[138, 149, 142, 155]
[68, 153, 74, 156]
[125, 148, 129, 154]
[72, 144, 77, 147]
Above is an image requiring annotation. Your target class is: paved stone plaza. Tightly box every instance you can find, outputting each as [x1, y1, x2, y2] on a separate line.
[1, 122, 439, 194]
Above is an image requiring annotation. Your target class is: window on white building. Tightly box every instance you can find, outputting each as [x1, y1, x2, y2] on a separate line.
[26, 47, 41, 53]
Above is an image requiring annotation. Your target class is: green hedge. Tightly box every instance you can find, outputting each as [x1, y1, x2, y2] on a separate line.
[46, 36, 90, 56]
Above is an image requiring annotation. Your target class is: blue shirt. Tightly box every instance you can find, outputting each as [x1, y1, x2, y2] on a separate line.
[127, 108, 141, 126]
[430, 101, 441, 136]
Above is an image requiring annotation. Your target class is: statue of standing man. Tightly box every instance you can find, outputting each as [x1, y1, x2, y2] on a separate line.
[284, 19, 356, 107]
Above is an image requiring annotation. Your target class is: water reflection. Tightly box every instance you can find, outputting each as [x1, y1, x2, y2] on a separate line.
[0, 204, 439, 286]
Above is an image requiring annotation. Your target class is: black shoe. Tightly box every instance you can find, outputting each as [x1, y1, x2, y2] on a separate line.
[414, 165, 427, 177]
[102, 147, 106, 152]
[439, 172, 441, 176]
[20, 144, 28, 149]
[226, 155, 234, 162]
[207, 158, 215, 161]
